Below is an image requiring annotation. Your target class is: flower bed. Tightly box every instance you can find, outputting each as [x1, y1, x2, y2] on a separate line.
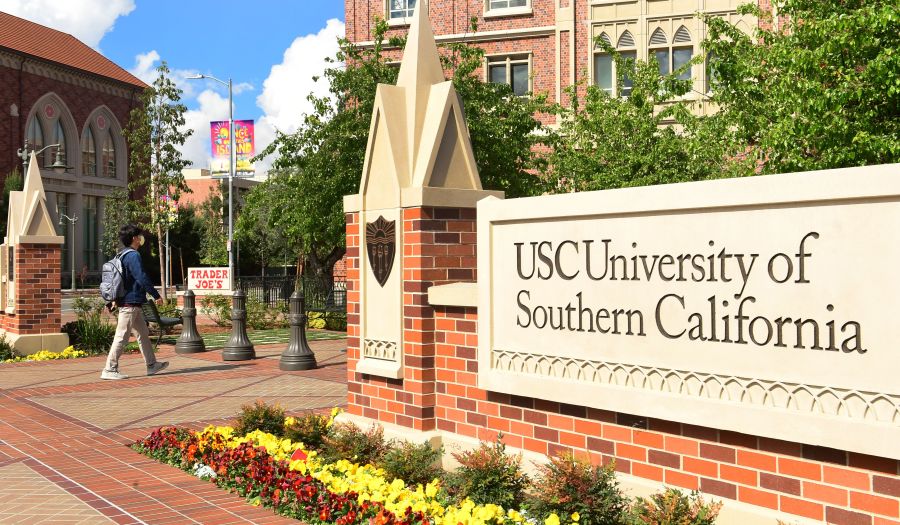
[133, 424, 528, 525]
[132, 405, 720, 525]
[2, 346, 87, 363]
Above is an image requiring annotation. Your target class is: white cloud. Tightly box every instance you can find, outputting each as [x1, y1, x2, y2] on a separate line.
[254, 18, 345, 174]
[127, 50, 202, 98]
[181, 89, 230, 169]
[0, 0, 135, 49]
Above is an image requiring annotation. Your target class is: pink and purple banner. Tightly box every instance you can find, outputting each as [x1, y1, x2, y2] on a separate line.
[210, 119, 255, 175]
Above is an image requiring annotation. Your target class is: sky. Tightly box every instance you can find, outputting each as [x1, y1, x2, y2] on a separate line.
[0, 0, 347, 174]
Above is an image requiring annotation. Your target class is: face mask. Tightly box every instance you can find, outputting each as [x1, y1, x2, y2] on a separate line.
[138, 235, 145, 247]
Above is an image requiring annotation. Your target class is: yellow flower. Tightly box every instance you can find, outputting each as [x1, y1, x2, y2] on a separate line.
[571, 512, 580, 522]
[545, 513, 561, 525]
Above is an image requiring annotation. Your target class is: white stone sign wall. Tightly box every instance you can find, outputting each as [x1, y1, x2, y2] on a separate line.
[477, 164, 900, 460]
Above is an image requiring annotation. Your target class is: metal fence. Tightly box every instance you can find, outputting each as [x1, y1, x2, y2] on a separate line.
[237, 275, 346, 313]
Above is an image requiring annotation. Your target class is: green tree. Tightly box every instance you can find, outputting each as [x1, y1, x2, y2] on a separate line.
[100, 188, 136, 257]
[703, 0, 900, 174]
[548, 41, 732, 192]
[123, 61, 193, 300]
[258, 18, 553, 279]
[0, 168, 23, 237]
[235, 180, 291, 276]
[442, 21, 557, 198]
[197, 181, 228, 266]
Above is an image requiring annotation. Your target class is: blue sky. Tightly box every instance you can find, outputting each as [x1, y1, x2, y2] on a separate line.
[0, 0, 348, 171]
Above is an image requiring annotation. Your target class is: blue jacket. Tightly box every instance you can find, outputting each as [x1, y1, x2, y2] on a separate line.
[116, 249, 161, 306]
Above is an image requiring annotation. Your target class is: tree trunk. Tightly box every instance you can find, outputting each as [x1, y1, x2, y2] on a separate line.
[157, 223, 167, 302]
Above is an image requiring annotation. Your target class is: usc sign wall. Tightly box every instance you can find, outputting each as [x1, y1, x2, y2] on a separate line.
[477, 165, 900, 462]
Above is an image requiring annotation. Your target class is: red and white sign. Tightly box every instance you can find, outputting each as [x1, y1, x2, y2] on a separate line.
[187, 267, 231, 291]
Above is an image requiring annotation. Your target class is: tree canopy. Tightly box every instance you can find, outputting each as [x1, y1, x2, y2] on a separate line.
[704, 0, 900, 174]
[123, 62, 193, 298]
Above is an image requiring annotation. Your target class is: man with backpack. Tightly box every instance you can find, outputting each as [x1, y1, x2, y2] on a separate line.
[100, 224, 168, 380]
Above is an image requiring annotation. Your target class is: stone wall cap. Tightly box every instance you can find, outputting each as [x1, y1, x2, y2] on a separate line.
[428, 282, 478, 308]
[345, 187, 504, 212]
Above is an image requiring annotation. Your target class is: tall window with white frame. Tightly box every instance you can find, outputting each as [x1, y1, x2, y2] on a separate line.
[101, 132, 116, 178]
[55, 193, 70, 273]
[26, 116, 44, 153]
[83, 195, 100, 272]
[82, 128, 96, 176]
[593, 31, 637, 97]
[649, 26, 693, 82]
[53, 120, 67, 167]
[388, 0, 415, 20]
[487, 55, 530, 96]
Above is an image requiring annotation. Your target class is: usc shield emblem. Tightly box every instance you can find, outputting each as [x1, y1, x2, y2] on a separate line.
[366, 216, 396, 287]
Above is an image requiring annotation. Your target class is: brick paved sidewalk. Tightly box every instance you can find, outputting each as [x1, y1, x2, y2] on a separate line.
[0, 338, 347, 525]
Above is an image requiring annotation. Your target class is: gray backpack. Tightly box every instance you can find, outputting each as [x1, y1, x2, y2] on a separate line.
[99, 248, 134, 303]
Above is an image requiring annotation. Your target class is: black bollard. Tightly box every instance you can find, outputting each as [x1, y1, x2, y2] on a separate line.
[175, 290, 206, 354]
[222, 289, 255, 361]
[279, 290, 317, 371]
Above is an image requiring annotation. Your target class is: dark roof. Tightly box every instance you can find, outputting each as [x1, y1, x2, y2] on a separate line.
[0, 11, 146, 88]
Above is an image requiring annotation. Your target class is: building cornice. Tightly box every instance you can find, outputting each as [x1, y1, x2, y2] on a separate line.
[0, 48, 142, 99]
[354, 25, 556, 48]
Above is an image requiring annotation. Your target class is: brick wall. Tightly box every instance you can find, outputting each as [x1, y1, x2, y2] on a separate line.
[347, 207, 477, 431]
[2, 243, 61, 334]
[0, 63, 139, 183]
[345, 205, 900, 525]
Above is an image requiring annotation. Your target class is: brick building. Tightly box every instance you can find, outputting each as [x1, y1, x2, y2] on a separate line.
[345, 0, 758, 116]
[0, 11, 146, 284]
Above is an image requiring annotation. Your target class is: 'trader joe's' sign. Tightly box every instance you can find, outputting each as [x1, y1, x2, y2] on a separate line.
[187, 267, 231, 291]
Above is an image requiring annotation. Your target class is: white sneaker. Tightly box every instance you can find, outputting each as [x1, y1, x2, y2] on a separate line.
[100, 370, 129, 380]
[147, 361, 169, 376]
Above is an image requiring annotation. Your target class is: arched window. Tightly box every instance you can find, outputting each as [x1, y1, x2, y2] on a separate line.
[101, 131, 116, 178]
[54, 120, 67, 166]
[82, 127, 96, 176]
[649, 25, 694, 82]
[26, 117, 44, 152]
[593, 33, 614, 95]
[617, 31, 637, 97]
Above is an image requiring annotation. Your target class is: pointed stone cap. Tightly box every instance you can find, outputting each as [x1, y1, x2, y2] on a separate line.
[5, 153, 64, 245]
[348, 0, 503, 212]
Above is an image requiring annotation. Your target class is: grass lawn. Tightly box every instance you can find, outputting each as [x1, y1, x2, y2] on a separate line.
[126, 328, 345, 351]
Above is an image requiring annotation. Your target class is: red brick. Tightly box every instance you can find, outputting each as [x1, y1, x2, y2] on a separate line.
[683, 457, 718, 477]
[850, 492, 900, 518]
[874, 476, 900, 498]
[779, 458, 823, 481]
[738, 449, 777, 472]
[780, 495, 824, 521]
[616, 443, 647, 462]
[665, 469, 699, 490]
[632, 462, 664, 482]
[826, 507, 874, 525]
[803, 481, 849, 506]
[824, 466, 871, 491]
[739, 486, 779, 510]
[720, 464, 758, 486]
[700, 478, 737, 500]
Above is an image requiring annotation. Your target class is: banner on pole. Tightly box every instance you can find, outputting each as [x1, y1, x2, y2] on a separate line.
[210, 120, 255, 175]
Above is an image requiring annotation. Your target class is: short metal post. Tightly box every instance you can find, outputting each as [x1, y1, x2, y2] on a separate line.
[279, 290, 317, 371]
[222, 289, 255, 360]
[175, 290, 205, 354]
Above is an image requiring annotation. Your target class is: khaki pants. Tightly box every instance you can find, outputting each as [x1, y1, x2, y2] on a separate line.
[104, 306, 157, 372]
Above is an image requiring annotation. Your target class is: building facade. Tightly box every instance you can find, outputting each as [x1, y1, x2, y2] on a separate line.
[345, 0, 759, 118]
[0, 12, 146, 285]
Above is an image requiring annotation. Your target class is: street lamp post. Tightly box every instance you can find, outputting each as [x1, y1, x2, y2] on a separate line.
[187, 74, 235, 291]
[58, 214, 77, 291]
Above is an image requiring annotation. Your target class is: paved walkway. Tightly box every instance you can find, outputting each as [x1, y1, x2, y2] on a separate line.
[0, 337, 347, 525]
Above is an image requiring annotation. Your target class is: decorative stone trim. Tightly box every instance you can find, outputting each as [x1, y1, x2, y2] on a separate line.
[363, 339, 398, 361]
[492, 349, 900, 423]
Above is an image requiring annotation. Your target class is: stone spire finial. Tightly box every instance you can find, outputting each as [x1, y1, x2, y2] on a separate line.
[396, 0, 444, 169]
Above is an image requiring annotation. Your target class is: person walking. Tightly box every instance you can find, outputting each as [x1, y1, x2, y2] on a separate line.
[101, 224, 169, 380]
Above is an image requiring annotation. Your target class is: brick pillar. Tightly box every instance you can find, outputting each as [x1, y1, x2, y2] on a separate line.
[1, 242, 67, 353]
[345, 206, 477, 432]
